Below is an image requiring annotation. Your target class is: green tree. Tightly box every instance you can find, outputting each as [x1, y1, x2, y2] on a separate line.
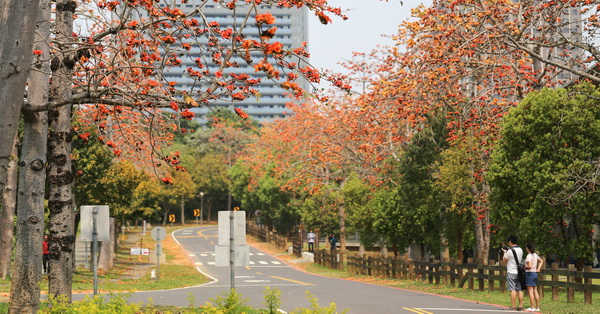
[374, 116, 447, 258]
[342, 173, 379, 248]
[489, 84, 600, 267]
[99, 160, 149, 222]
[435, 142, 477, 262]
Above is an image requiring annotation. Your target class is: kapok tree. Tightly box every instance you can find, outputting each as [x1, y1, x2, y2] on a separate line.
[370, 0, 580, 261]
[11, 0, 350, 310]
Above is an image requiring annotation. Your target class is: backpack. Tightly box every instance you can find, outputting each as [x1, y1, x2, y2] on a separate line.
[510, 247, 526, 288]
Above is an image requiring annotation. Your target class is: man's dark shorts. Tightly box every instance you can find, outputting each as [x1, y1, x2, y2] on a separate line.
[507, 273, 523, 291]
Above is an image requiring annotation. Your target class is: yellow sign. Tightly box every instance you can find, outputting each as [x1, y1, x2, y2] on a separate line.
[194, 209, 201, 217]
[168, 214, 176, 222]
[233, 207, 240, 211]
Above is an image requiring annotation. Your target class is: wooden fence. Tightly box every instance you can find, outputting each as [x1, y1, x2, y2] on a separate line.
[247, 222, 288, 251]
[314, 251, 600, 305]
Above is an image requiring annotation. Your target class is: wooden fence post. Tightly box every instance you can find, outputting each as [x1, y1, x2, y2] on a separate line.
[567, 264, 575, 303]
[584, 265, 592, 305]
[551, 262, 559, 301]
[499, 259, 506, 293]
[478, 259, 486, 291]
[468, 258, 474, 290]
[435, 259, 440, 285]
[488, 260, 495, 292]
[449, 258, 455, 287]
[538, 258, 545, 299]
[408, 258, 415, 280]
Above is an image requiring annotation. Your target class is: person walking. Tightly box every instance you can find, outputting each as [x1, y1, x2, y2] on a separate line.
[525, 242, 544, 312]
[42, 234, 49, 274]
[329, 233, 337, 253]
[502, 235, 524, 311]
[307, 230, 316, 253]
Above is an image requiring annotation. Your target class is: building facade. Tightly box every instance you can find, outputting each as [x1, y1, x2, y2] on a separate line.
[160, 1, 310, 124]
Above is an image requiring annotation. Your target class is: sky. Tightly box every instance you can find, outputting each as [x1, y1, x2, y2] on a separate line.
[307, 0, 432, 75]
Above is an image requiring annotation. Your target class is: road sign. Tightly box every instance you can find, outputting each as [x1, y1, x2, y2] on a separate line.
[151, 226, 166, 242]
[80, 205, 110, 241]
[194, 209, 201, 216]
[168, 214, 175, 222]
[218, 211, 246, 245]
[233, 206, 240, 211]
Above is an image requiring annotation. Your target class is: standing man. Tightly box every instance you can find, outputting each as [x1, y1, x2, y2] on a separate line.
[329, 233, 337, 253]
[42, 234, 49, 274]
[502, 235, 524, 311]
[307, 230, 316, 253]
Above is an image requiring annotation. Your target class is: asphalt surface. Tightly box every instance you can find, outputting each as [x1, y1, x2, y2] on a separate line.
[113, 225, 523, 313]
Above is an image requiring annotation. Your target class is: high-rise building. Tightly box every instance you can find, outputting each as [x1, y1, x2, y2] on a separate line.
[160, 1, 309, 124]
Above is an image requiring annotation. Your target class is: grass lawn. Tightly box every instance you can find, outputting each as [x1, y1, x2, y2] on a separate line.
[0, 225, 209, 295]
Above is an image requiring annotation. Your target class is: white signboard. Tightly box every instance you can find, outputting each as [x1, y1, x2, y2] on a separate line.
[130, 248, 150, 256]
[80, 205, 110, 241]
[217, 211, 246, 245]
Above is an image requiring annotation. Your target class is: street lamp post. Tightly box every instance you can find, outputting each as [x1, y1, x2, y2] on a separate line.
[200, 192, 205, 224]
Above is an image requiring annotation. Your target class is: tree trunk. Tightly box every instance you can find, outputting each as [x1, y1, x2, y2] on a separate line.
[338, 201, 346, 253]
[439, 207, 450, 261]
[457, 227, 464, 263]
[47, 0, 77, 301]
[0, 0, 42, 200]
[0, 135, 18, 279]
[8, 1, 50, 311]
[181, 195, 185, 225]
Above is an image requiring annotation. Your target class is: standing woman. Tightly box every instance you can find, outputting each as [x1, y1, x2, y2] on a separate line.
[525, 242, 544, 312]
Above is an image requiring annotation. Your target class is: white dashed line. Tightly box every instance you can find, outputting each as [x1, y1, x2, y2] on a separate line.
[271, 261, 281, 265]
[259, 261, 268, 265]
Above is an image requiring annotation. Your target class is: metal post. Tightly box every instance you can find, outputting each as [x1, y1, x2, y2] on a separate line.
[200, 192, 204, 224]
[230, 210, 235, 290]
[156, 242, 161, 280]
[92, 206, 99, 295]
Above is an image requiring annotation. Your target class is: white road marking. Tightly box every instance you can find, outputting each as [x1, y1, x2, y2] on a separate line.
[207, 261, 215, 265]
[195, 262, 203, 265]
[256, 253, 265, 256]
[244, 280, 271, 283]
[271, 261, 281, 265]
[249, 261, 255, 265]
[259, 261, 268, 265]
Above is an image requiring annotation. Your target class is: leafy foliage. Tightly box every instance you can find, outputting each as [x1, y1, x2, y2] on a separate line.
[489, 84, 600, 263]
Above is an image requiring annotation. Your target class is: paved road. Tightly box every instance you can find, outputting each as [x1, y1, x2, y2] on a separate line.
[88, 226, 521, 313]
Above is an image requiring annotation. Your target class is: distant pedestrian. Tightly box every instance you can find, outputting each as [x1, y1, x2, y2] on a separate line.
[502, 235, 524, 311]
[42, 234, 49, 274]
[525, 243, 544, 312]
[307, 230, 316, 253]
[329, 233, 337, 253]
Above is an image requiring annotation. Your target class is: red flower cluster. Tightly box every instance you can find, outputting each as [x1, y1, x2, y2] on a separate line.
[234, 108, 248, 119]
[255, 12, 276, 25]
